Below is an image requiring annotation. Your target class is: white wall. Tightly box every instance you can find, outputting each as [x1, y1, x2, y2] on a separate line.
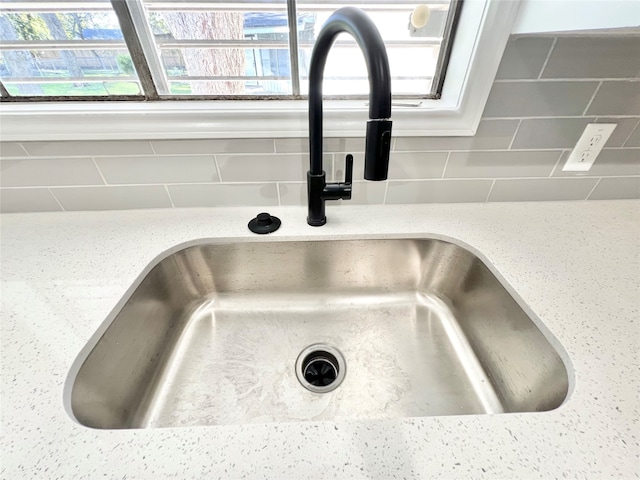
[513, 0, 640, 34]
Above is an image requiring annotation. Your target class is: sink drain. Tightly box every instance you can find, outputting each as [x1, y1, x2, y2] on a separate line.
[295, 344, 346, 393]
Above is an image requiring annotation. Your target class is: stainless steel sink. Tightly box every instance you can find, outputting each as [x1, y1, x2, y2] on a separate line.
[68, 239, 570, 429]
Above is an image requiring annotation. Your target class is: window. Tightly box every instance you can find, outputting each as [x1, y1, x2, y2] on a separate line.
[0, 0, 461, 100]
[0, 0, 521, 140]
[0, 1, 140, 98]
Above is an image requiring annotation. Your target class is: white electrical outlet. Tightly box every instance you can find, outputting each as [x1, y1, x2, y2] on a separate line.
[562, 123, 617, 172]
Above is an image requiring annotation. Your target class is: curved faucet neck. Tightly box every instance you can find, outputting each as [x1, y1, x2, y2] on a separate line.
[308, 7, 392, 175]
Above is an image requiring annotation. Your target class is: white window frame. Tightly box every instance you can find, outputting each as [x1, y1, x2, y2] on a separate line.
[0, 0, 522, 141]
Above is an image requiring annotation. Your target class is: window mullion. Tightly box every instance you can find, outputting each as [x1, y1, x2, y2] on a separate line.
[125, 0, 171, 96]
[286, 0, 301, 96]
[110, 0, 160, 100]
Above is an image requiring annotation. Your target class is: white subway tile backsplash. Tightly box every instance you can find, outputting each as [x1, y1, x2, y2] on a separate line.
[495, 37, 554, 80]
[588, 177, 640, 200]
[52, 186, 172, 211]
[541, 36, 640, 79]
[596, 118, 640, 147]
[275, 137, 365, 154]
[510, 118, 594, 149]
[386, 179, 492, 204]
[394, 120, 518, 151]
[387, 152, 448, 179]
[151, 138, 274, 155]
[1, 33, 638, 213]
[483, 81, 598, 118]
[553, 149, 640, 177]
[0, 143, 28, 158]
[585, 81, 640, 116]
[0, 158, 103, 187]
[168, 183, 278, 207]
[332, 151, 447, 181]
[625, 122, 640, 148]
[488, 178, 598, 202]
[278, 182, 306, 206]
[96, 155, 218, 184]
[342, 181, 387, 205]
[332, 153, 355, 181]
[22, 140, 154, 157]
[277, 180, 386, 206]
[216, 153, 325, 182]
[274, 138, 308, 154]
[322, 137, 366, 153]
[444, 151, 560, 178]
[0, 188, 62, 213]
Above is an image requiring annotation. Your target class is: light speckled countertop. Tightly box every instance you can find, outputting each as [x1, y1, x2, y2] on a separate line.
[1, 201, 638, 479]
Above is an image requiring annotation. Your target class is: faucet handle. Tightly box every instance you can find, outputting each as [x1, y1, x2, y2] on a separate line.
[321, 154, 353, 202]
[344, 154, 353, 185]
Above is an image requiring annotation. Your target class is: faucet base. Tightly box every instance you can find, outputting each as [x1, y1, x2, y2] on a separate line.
[307, 216, 327, 227]
[307, 170, 327, 227]
[307, 166, 354, 226]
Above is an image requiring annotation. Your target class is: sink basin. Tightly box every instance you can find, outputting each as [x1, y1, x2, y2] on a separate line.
[68, 238, 570, 429]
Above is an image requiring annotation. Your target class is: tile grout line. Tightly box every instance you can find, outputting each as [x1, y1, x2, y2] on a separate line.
[440, 151, 451, 179]
[90, 158, 109, 185]
[190, 152, 309, 158]
[430, 147, 573, 154]
[18, 143, 30, 156]
[548, 150, 567, 177]
[507, 119, 523, 150]
[8, 142, 638, 160]
[348, 175, 624, 182]
[495, 77, 633, 83]
[585, 178, 602, 200]
[47, 188, 66, 212]
[163, 185, 176, 208]
[331, 153, 337, 182]
[484, 180, 496, 202]
[621, 119, 640, 147]
[581, 81, 603, 117]
[4, 175, 637, 191]
[272, 138, 277, 154]
[213, 154, 223, 182]
[382, 180, 390, 204]
[323, 174, 637, 182]
[14, 152, 164, 159]
[1, 181, 299, 189]
[6, 147, 624, 160]
[480, 114, 639, 121]
[537, 36, 558, 80]
[276, 182, 282, 207]
[574, 146, 632, 151]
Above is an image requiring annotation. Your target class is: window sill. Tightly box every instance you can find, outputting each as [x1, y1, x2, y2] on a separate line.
[0, 99, 485, 140]
[0, 0, 520, 141]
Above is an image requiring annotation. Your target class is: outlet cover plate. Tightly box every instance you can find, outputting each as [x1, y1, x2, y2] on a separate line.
[563, 123, 617, 172]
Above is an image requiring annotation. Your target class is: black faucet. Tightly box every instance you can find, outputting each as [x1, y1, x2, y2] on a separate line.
[306, 7, 392, 227]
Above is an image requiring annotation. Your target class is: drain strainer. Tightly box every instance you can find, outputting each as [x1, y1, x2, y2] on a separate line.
[295, 344, 346, 393]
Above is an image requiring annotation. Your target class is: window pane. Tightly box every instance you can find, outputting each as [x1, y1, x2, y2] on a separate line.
[139, 1, 291, 96]
[1, 0, 461, 100]
[297, 2, 452, 96]
[1, 49, 141, 96]
[0, 3, 143, 97]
